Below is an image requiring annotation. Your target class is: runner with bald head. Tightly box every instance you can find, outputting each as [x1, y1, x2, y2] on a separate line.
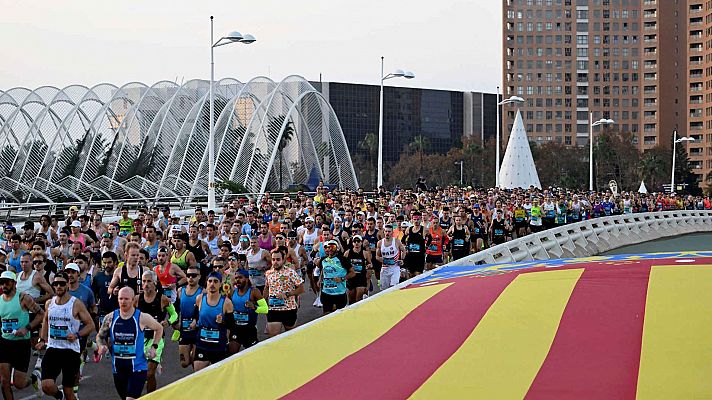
[96, 286, 163, 400]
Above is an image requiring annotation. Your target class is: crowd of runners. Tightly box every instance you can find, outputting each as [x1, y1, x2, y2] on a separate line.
[0, 184, 710, 399]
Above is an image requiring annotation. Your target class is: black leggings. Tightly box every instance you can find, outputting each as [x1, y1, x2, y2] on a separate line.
[113, 368, 147, 399]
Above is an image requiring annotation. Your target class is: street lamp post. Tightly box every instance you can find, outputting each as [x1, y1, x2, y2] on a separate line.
[496, 94, 525, 187]
[377, 57, 414, 189]
[589, 114, 615, 192]
[208, 16, 256, 210]
[454, 161, 464, 186]
[671, 129, 695, 194]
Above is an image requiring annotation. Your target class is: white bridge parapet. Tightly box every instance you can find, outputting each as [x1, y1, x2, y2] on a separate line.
[449, 211, 712, 266]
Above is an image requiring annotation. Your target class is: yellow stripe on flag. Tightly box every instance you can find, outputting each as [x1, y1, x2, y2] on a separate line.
[637, 264, 712, 399]
[410, 269, 583, 399]
[145, 284, 449, 400]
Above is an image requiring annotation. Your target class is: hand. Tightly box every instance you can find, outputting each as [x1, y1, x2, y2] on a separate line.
[147, 347, 157, 359]
[66, 333, 78, 342]
[161, 320, 168, 327]
[244, 301, 255, 310]
[35, 340, 46, 350]
[189, 320, 197, 330]
[215, 314, 223, 324]
[333, 277, 342, 283]
[98, 345, 108, 356]
[278, 292, 287, 300]
[14, 327, 28, 337]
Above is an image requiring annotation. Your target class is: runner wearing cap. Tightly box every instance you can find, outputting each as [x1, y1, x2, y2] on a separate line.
[297, 217, 319, 293]
[0, 270, 44, 398]
[316, 240, 354, 315]
[227, 269, 267, 355]
[37, 271, 95, 400]
[264, 248, 304, 337]
[345, 235, 371, 304]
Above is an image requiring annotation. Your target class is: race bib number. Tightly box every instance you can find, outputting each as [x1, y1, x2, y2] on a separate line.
[408, 244, 421, 252]
[323, 278, 338, 290]
[494, 229, 504, 236]
[383, 258, 396, 266]
[1, 319, 18, 334]
[353, 264, 363, 273]
[234, 312, 250, 326]
[268, 297, 286, 308]
[49, 324, 69, 340]
[453, 239, 465, 247]
[113, 340, 137, 358]
[181, 319, 194, 330]
[200, 327, 220, 343]
[249, 269, 263, 277]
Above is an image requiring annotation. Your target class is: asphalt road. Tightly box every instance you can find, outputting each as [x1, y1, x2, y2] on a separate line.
[13, 278, 378, 400]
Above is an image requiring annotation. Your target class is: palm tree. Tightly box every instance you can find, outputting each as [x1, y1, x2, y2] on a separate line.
[409, 135, 430, 175]
[277, 120, 295, 191]
[358, 132, 379, 187]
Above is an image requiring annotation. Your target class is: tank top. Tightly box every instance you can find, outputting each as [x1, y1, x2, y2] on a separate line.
[197, 295, 227, 351]
[185, 241, 206, 263]
[231, 287, 257, 327]
[110, 309, 147, 372]
[120, 265, 143, 295]
[530, 206, 542, 226]
[492, 218, 506, 238]
[403, 226, 425, 256]
[171, 249, 190, 271]
[451, 226, 468, 253]
[0, 292, 30, 340]
[302, 229, 318, 256]
[246, 248, 267, 287]
[144, 241, 159, 260]
[7, 250, 24, 272]
[363, 229, 379, 253]
[70, 233, 86, 250]
[138, 293, 164, 340]
[205, 236, 219, 256]
[179, 286, 203, 334]
[380, 239, 399, 267]
[47, 296, 80, 352]
[155, 263, 177, 288]
[347, 249, 367, 277]
[426, 227, 445, 256]
[255, 234, 271, 251]
[16, 270, 41, 300]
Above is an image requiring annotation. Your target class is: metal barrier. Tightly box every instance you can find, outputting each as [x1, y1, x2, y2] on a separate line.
[449, 210, 712, 266]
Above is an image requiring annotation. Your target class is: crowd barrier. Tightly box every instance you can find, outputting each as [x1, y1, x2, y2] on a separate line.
[449, 210, 712, 266]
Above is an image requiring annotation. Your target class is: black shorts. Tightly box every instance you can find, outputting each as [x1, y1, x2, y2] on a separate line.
[320, 293, 347, 311]
[230, 325, 258, 347]
[267, 309, 298, 327]
[405, 257, 425, 274]
[426, 254, 443, 264]
[530, 224, 543, 233]
[0, 338, 31, 372]
[452, 250, 469, 261]
[179, 331, 198, 346]
[194, 348, 227, 364]
[347, 273, 368, 289]
[42, 348, 80, 387]
[113, 367, 147, 400]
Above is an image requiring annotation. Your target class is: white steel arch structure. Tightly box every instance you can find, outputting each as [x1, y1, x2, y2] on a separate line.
[0, 77, 358, 204]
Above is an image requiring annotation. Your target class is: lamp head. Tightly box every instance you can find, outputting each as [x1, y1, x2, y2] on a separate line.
[391, 69, 405, 77]
[225, 31, 244, 42]
[240, 34, 256, 44]
[403, 71, 415, 79]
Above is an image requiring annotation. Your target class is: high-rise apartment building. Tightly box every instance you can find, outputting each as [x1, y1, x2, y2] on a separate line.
[503, 0, 709, 188]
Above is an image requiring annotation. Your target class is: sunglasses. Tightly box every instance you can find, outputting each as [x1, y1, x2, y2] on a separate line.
[32, 260, 43, 265]
[228, 257, 238, 261]
[212, 264, 224, 269]
[186, 273, 199, 278]
[51, 281, 67, 287]
[352, 239, 362, 243]
[275, 237, 285, 240]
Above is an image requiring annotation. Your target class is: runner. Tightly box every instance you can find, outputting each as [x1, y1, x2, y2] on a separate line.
[375, 225, 406, 290]
[402, 211, 426, 278]
[345, 235, 371, 304]
[190, 272, 234, 372]
[96, 287, 163, 400]
[245, 237, 271, 294]
[135, 270, 177, 394]
[297, 216, 319, 293]
[264, 248, 304, 337]
[108, 243, 144, 296]
[447, 215, 471, 261]
[425, 219, 447, 271]
[227, 269, 267, 355]
[37, 271, 95, 400]
[177, 266, 202, 369]
[0, 270, 44, 399]
[154, 247, 187, 305]
[316, 240, 354, 315]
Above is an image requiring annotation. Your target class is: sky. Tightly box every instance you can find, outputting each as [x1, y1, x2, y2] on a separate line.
[0, 0, 501, 93]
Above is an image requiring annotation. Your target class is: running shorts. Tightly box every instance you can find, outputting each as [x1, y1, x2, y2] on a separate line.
[267, 309, 298, 327]
[0, 338, 31, 372]
[320, 292, 347, 311]
[42, 347, 80, 387]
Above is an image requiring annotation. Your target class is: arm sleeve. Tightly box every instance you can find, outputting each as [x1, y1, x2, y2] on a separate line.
[255, 298, 268, 314]
[166, 303, 178, 324]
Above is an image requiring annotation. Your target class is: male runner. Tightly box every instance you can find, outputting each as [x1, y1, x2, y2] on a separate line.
[317, 240, 354, 315]
[190, 272, 234, 371]
[402, 211, 426, 278]
[177, 266, 202, 369]
[96, 287, 163, 400]
[264, 249, 304, 337]
[0, 270, 44, 399]
[38, 271, 95, 400]
[345, 235, 371, 304]
[108, 243, 144, 296]
[227, 269, 267, 355]
[375, 225, 406, 290]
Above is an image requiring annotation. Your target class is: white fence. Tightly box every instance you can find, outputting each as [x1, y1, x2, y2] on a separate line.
[449, 211, 712, 266]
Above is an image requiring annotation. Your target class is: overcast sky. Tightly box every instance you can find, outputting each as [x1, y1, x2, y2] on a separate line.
[0, 1, 501, 93]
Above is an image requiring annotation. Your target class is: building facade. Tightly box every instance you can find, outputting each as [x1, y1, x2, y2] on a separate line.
[315, 81, 498, 167]
[503, 0, 710, 186]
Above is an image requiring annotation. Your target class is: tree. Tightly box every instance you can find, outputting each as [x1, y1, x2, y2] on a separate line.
[267, 115, 296, 191]
[216, 179, 248, 194]
[638, 146, 669, 192]
[358, 132, 379, 188]
[531, 141, 588, 189]
[594, 128, 640, 191]
[409, 135, 430, 175]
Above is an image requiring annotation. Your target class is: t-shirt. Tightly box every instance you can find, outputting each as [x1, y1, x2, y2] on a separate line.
[91, 273, 117, 314]
[70, 283, 96, 310]
[265, 267, 304, 311]
[320, 256, 351, 296]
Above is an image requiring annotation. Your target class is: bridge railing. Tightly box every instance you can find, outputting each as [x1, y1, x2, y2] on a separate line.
[449, 210, 712, 266]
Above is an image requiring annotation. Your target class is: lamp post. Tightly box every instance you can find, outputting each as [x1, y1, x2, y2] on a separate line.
[671, 129, 695, 194]
[496, 94, 525, 187]
[208, 16, 256, 210]
[454, 161, 464, 186]
[378, 56, 414, 189]
[589, 114, 615, 192]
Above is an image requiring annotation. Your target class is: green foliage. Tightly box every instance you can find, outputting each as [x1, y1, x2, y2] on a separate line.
[216, 179, 248, 194]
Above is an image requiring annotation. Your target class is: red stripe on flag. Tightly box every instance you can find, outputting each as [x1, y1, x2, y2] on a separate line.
[525, 263, 651, 399]
[281, 273, 517, 400]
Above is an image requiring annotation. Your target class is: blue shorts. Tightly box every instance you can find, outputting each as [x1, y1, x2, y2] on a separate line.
[113, 368, 147, 400]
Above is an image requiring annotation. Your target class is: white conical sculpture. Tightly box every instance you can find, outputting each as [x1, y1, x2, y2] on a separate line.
[498, 110, 541, 189]
[638, 181, 648, 194]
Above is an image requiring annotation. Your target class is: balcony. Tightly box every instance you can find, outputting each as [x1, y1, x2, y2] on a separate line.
[690, 112, 703, 118]
[690, 73, 704, 79]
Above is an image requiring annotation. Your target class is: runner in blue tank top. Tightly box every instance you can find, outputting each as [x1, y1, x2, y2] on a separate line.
[96, 287, 163, 400]
[177, 266, 202, 369]
[189, 272, 234, 372]
[228, 269, 267, 355]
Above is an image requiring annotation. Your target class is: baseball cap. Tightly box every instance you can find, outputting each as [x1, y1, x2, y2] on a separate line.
[170, 224, 182, 232]
[325, 239, 339, 247]
[0, 271, 16, 282]
[305, 217, 315, 222]
[400, 221, 409, 228]
[287, 230, 297, 239]
[64, 263, 81, 272]
[22, 221, 34, 230]
[352, 235, 363, 241]
[70, 220, 81, 228]
[69, 206, 79, 212]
